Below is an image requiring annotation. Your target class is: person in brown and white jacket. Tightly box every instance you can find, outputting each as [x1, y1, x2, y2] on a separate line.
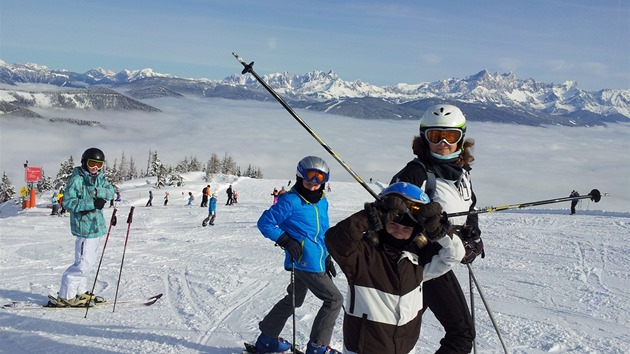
[325, 182, 464, 354]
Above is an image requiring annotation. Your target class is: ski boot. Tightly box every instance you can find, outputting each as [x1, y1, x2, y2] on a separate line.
[255, 332, 293, 353]
[78, 291, 106, 303]
[305, 342, 341, 354]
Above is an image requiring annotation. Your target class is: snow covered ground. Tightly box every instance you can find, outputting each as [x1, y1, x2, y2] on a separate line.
[1, 173, 628, 354]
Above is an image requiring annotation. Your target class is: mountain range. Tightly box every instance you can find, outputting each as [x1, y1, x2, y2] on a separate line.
[1, 60, 628, 127]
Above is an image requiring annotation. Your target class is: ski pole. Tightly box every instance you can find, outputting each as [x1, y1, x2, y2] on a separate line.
[467, 264, 509, 354]
[469, 269, 477, 354]
[446, 189, 604, 218]
[85, 208, 117, 318]
[232, 52, 379, 201]
[291, 259, 297, 354]
[113, 206, 134, 312]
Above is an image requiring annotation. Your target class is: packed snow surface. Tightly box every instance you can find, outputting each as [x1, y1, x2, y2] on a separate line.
[1, 174, 628, 353]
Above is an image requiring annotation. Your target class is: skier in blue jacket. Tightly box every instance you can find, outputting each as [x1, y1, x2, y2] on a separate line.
[255, 156, 342, 354]
[54, 147, 115, 307]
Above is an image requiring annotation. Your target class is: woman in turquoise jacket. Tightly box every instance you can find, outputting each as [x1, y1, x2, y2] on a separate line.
[254, 156, 343, 354]
[54, 148, 115, 307]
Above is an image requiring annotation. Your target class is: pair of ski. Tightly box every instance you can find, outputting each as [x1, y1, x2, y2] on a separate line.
[3, 293, 162, 310]
[242, 343, 304, 354]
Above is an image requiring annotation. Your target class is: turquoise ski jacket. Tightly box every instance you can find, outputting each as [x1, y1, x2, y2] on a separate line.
[62, 167, 115, 238]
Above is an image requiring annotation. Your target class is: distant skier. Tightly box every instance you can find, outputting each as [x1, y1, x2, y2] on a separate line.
[145, 190, 153, 207]
[163, 191, 169, 206]
[201, 185, 211, 207]
[187, 192, 194, 206]
[202, 193, 218, 226]
[569, 190, 580, 215]
[226, 185, 233, 206]
[51, 194, 60, 215]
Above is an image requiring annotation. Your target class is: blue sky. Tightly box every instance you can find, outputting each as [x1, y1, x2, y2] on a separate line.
[1, 0, 628, 91]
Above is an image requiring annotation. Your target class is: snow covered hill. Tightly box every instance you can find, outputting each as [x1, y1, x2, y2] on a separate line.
[1, 175, 628, 353]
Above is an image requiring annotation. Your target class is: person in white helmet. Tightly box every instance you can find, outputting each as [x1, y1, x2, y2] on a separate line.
[391, 104, 484, 353]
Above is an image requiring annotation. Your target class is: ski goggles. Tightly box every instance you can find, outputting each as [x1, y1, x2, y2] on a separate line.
[303, 169, 329, 184]
[86, 159, 104, 170]
[424, 128, 463, 145]
[382, 195, 423, 219]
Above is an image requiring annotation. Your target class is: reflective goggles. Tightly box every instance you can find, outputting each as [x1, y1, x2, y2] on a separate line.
[405, 201, 423, 216]
[86, 159, 104, 170]
[424, 128, 463, 145]
[303, 169, 329, 184]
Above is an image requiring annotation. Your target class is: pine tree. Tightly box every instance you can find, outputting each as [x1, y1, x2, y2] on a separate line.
[54, 156, 75, 190]
[189, 155, 202, 172]
[37, 170, 54, 192]
[208, 153, 221, 174]
[106, 158, 120, 183]
[127, 156, 138, 180]
[119, 152, 129, 182]
[150, 151, 166, 188]
[169, 170, 184, 187]
[0, 172, 15, 203]
[221, 153, 237, 175]
[146, 150, 153, 177]
[175, 157, 190, 173]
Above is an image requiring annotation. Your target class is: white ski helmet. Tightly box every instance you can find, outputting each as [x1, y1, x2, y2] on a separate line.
[420, 104, 467, 133]
[296, 156, 330, 184]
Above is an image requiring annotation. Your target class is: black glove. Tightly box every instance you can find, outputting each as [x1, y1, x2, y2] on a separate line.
[325, 255, 336, 278]
[276, 233, 303, 260]
[94, 198, 107, 210]
[460, 225, 485, 264]
[418, 202, 450, 242]
[365, 195, 409, 230]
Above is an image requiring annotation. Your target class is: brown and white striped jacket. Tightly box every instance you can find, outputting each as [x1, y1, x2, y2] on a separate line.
[325, 210, 464, 354]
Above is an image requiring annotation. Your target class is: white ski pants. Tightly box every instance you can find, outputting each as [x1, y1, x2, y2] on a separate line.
[58, 237, 102, 300]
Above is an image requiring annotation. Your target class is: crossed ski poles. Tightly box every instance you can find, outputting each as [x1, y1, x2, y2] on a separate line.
[232, 52, 607, 354]
[85, 206, 135, 318]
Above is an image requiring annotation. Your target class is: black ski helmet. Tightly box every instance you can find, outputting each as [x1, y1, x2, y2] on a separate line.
[81, 147, 105, 170]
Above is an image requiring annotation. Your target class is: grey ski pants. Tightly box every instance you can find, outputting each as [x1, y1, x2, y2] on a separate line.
[259, 269, 342, 346]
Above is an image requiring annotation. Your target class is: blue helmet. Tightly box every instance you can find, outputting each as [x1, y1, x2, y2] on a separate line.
[379, 182, 430, 205]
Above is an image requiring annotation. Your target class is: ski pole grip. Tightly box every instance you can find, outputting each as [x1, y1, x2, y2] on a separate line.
[127, 206, 135, 224]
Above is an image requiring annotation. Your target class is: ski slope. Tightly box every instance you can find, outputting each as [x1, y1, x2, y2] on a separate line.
[1, 174, 628, 353]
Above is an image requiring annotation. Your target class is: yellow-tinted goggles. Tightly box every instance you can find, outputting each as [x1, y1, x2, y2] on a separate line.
[425, 128, 463, 145]
[86, 159, 104, 170]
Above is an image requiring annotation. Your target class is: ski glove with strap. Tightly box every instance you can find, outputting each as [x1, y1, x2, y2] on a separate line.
[276, 233, 302, 260]
[459, 224, 485, 264]
[325, 255, 336, 278]
[418, 202, 451, 242]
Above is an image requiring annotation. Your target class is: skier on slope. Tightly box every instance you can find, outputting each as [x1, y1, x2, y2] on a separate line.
[53, 147, 115, 307]
[202, 193, 218, 226]
[391, 104, 484, 353]
[254, 156, 343, 354]
[325, 182, 465, 354]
